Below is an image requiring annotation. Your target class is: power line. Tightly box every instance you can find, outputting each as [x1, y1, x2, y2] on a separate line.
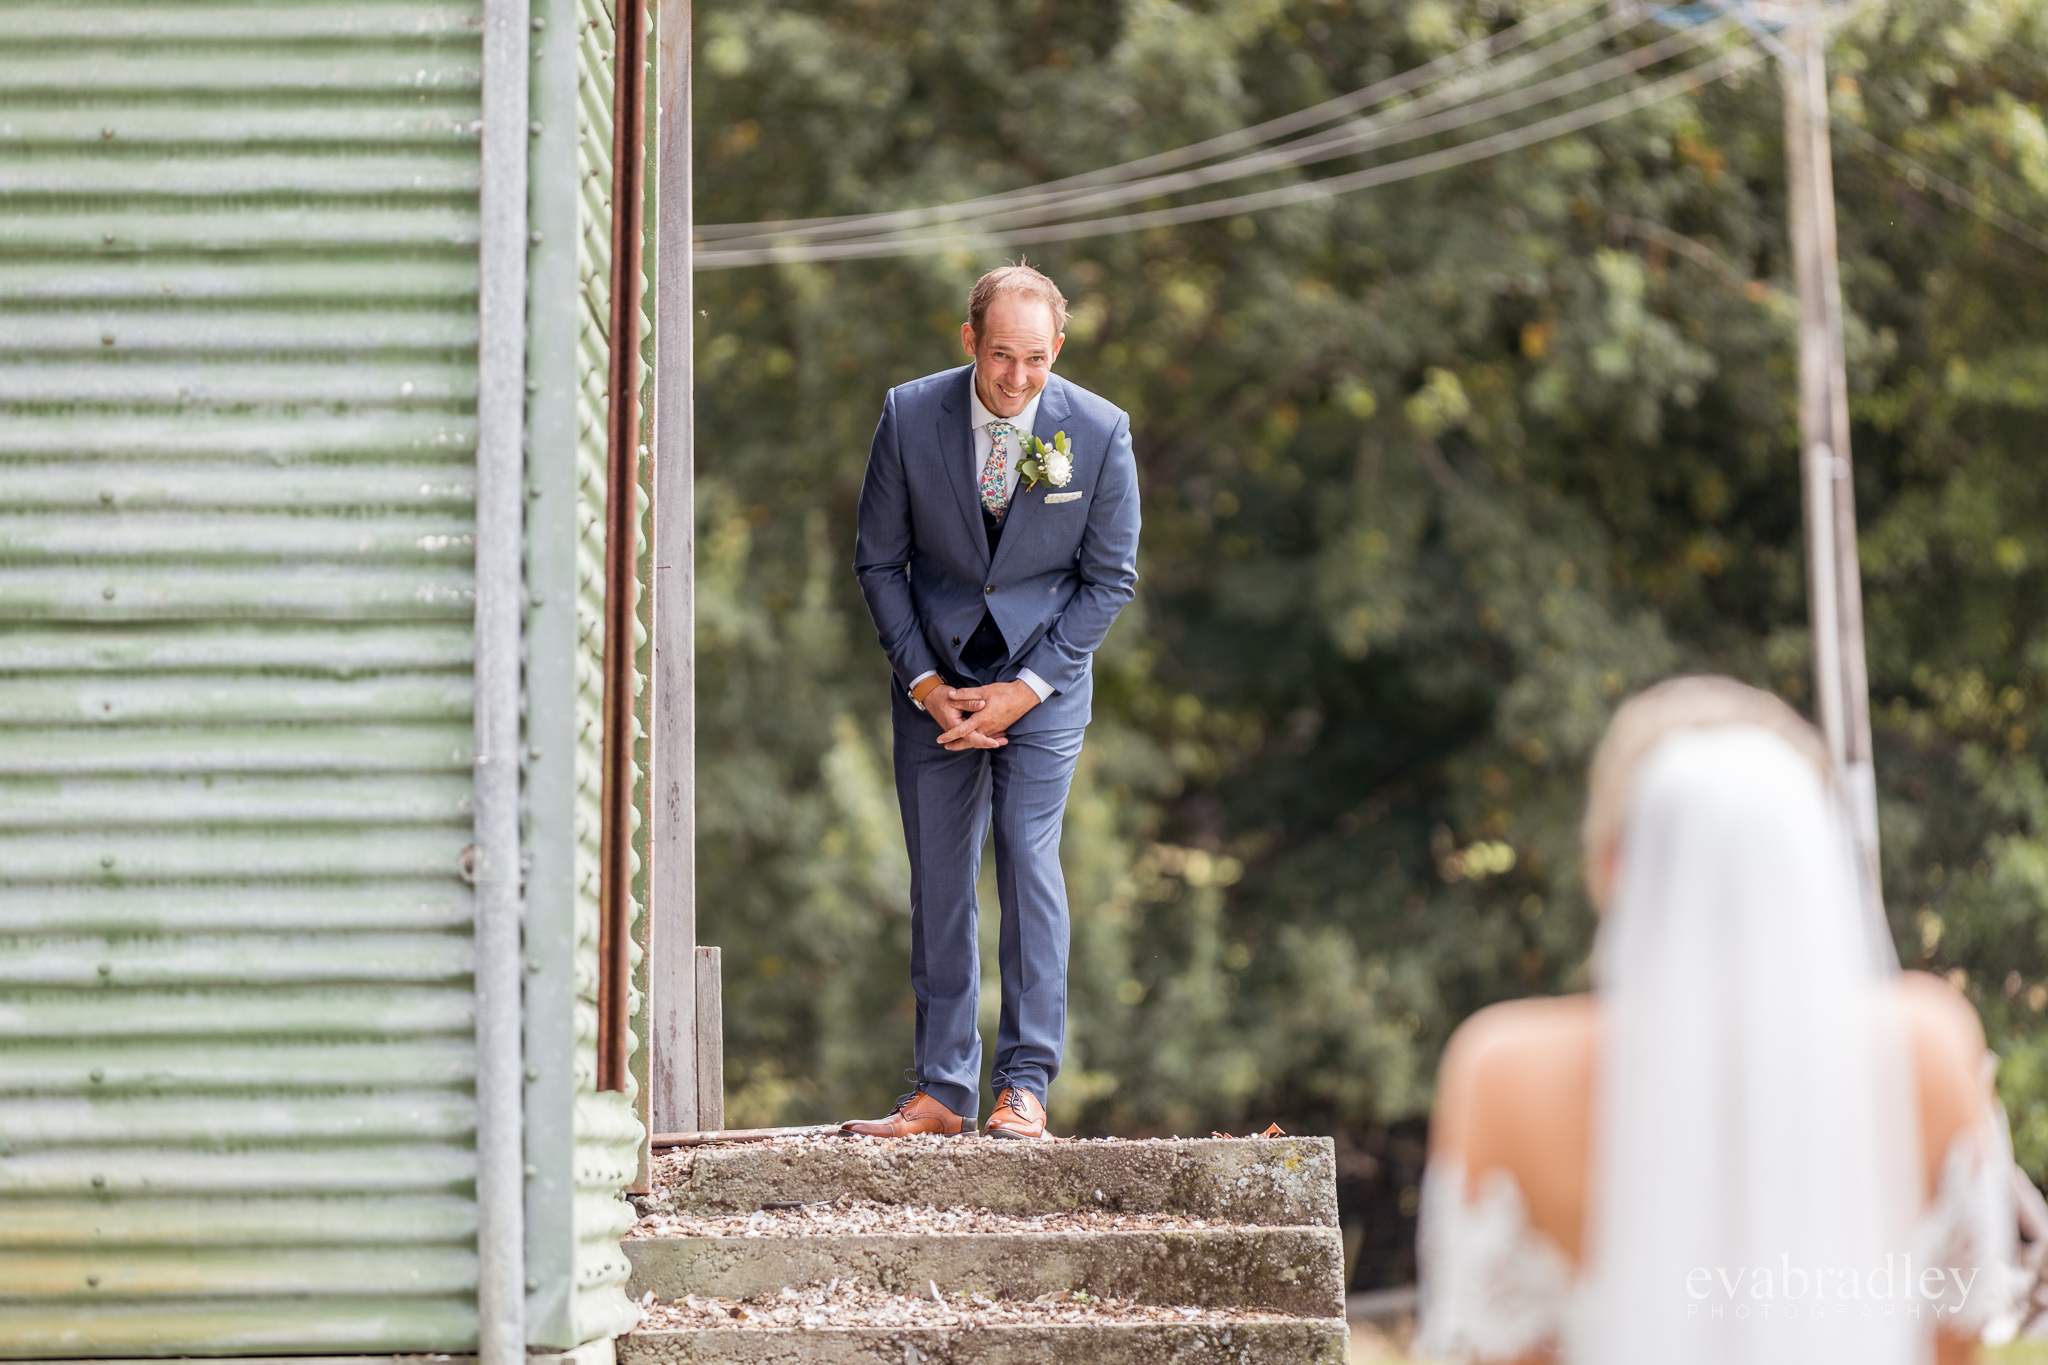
[930, 21, 1734, 239]
[703, 7, 1667, 254]
[708, 14, 1731, 257]
[1845, 82, 2048, 233]
[696, 42, 1767, 269]
[694, 0, 1612, 244]
[1834, 120, 2048, 258]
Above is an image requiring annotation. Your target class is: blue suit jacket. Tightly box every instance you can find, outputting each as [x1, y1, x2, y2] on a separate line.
[854, 365, 1141, 735]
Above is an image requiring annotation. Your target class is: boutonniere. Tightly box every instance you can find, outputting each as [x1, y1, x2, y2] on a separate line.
[1018, 431, 1075, 491]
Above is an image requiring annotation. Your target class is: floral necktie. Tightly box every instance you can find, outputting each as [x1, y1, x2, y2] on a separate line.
[980, 421, 1016, 516]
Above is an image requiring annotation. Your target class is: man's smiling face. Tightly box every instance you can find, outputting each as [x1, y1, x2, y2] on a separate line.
[962, 292, 1065, 418]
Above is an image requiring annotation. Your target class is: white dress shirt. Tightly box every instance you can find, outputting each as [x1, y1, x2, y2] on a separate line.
[908, 369, 1054, 706]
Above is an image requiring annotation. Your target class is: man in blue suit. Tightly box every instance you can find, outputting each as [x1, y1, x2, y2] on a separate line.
[842, 265, 1141, 1140]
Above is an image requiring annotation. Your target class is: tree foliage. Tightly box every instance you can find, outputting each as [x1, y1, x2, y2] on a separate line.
[687, 0, 2048, 1285]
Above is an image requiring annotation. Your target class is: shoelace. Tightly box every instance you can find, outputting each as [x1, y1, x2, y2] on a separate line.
[888, 1068, 923, 1115]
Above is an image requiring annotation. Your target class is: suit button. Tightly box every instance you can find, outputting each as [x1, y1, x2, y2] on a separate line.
[952, 636, 961, 646]
[985, 585, 993, 595]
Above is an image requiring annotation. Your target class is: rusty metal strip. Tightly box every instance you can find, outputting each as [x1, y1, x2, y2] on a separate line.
[597, 0, 649, 1094]
[651, 1126, 844, 1149]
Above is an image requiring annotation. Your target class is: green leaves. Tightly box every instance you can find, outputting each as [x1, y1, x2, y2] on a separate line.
[691, 0, 2048, 1209]
[1017, 430, 1075, 489]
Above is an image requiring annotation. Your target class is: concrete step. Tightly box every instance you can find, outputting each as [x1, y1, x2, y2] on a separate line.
[624, 1226, 1346, 1319]
[626, 1137, 1349, 1362]
[646, 1137, 1337, 1228]
[620, 1320, 1349, 1363]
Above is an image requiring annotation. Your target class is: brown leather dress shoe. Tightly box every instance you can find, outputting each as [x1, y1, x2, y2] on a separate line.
[840, 1089, 967, 1138]
[984, 1086, 1048, 1140]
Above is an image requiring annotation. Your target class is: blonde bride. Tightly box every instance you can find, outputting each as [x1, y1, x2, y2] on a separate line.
[1416, 677, 2017, 1365]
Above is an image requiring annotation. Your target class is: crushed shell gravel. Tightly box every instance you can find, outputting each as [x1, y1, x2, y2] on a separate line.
[628, 1196, 1243, 1240]
[634, 1281, 1304, 1331]
[660, 1133, 1266, 1159]
[646, 1136, 1288, 1205]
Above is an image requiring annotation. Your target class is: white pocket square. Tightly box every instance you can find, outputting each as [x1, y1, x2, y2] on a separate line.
[1045, 491, 1084, 504]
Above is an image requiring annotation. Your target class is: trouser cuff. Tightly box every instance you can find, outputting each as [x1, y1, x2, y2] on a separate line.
[921, 1079, 978, 1124]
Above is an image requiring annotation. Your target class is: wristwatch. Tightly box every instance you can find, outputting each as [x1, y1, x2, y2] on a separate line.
[908, 675, 945, 712]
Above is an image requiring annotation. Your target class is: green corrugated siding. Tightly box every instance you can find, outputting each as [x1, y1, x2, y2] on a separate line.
[0, 1, 485, 1355]
[569, 0, 646, 1341]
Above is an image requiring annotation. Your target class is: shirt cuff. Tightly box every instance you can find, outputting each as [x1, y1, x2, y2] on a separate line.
[906, 670, 942, 712]
[1017, 668, 1054, 702]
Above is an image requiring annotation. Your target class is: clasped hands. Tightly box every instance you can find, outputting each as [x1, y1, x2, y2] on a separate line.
[929, 680, 1039, 751]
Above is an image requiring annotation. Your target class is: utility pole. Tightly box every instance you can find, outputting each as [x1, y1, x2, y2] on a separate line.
[1782, 4, 2048, 1269]
[1780, 7, 1881, 881]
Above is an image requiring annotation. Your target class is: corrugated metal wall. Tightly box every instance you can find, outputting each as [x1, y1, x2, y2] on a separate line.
[0, 2, 487, 1354]
[570, 0, 648, 1336]
[522, 0, 645, 1345]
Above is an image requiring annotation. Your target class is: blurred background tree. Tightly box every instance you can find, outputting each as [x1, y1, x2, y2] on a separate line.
[683, 0, 2048, 1288]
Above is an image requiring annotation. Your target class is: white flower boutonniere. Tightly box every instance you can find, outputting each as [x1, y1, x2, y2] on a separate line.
[1018, 431, 1075, 491]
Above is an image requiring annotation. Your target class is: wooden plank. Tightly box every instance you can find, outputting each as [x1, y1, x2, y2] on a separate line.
[646, 0, 696, 1136]
[695, 945, 723, 1132]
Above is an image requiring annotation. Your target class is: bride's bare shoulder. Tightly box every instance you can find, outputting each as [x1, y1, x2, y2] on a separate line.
[1896, 969, 1987, 1058]
[1432, 995, 1597, 1153]
[1895, 970, 1991, 1160]
[1444, 994, 1598, 1055]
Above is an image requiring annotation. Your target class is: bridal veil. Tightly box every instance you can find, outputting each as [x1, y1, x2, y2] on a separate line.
[1583, 724, 1921, 1365]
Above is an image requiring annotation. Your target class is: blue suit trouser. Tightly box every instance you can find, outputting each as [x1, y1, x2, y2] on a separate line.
[890, 683, 1084, 1123]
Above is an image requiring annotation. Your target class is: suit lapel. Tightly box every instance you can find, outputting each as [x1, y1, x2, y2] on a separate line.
[936, 368, 988, 569]
[1029, 375, 1071, 453]
[988, 377, 1072, 582]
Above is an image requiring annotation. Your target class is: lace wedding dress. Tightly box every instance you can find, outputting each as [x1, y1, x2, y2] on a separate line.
[1416, 1116, 2018, 1363]
[1414, 727, 2021, 1365]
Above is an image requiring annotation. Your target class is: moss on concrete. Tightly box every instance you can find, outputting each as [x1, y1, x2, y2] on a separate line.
[650, 1139, 1338, 1228]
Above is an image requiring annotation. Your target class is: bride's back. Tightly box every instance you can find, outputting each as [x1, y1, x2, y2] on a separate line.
[1417, 679, 2013, 1365]
[1432, 970, 1989, 1268]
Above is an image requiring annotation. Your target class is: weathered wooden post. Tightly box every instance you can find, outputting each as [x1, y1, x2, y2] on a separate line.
[649, 0, 701, 1138]
[696, 944, 725, 1130]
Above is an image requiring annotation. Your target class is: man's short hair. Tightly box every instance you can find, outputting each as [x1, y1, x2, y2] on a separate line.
[968, 262, 1069, 336]
[1582, 675, 1832, 907]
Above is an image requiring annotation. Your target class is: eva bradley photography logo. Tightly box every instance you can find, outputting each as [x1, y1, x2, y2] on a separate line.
[1685, 1254, 1982, 1322]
